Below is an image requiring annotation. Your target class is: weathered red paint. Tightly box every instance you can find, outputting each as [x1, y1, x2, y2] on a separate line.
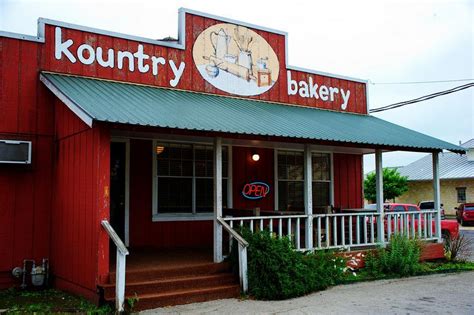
[0, 9, 366, 302]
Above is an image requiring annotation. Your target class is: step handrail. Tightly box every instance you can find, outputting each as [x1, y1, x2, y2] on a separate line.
[101, 220, 129, 312]
[216, 216, 248, 293]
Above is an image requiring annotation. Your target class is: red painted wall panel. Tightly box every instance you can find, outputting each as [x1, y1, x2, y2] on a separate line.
[232, 147, 275, 211]
[333, 153, 363, 209]
[0, 37, 54, 288]
[51, 102, 110, 294]
[128, 139, 213, 249]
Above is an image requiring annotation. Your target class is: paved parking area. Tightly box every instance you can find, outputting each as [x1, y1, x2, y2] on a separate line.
[460, 225, 474, 261]
[143, 272, 474, 314]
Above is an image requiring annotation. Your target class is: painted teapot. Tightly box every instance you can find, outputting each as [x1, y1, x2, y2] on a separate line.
[210, 28, 231, 60]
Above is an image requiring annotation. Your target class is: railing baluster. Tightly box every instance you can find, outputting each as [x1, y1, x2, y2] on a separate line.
[296, 218, 300, 250]
[429, 213, 433, 238]
[317, 216, 322, 249]
[326, 216, 330, 248]
[269, 218, 273, 233]
[229, 220, 234, 251]
[356, 215, 361, 245]
[423, 213, 427, 239]
[394, 215, 398, 235]
[363, 215, 368, 244]
[411, 214, 415, 239]
[349, 215, 353, 246]
[341, 216, 345, 247]
[333, 216, 337, 247]
[387, 214, 392, 240]
[240, 219, 243, 228]
[279, 218, 283, 238]
[260, 219, 263, 231]
[288, 218, 292, 241]
[370, 215, 375, 244]
[250, 219, 254, 233]
[418, 213, 422, 238]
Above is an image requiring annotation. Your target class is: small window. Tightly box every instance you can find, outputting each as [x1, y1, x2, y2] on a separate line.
[456, 187, 466, 203]
[393, 205, 406, 212]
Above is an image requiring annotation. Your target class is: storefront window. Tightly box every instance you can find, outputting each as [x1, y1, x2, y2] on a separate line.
[155, 142, 227, 215]
[278, 151, 304, 212]
[312, 153, 331, 212]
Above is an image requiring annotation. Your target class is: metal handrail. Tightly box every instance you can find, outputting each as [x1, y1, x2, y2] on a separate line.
[101, 220, 128, 312]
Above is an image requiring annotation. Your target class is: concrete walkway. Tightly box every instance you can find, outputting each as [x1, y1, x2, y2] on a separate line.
[142, 272, 474, 314]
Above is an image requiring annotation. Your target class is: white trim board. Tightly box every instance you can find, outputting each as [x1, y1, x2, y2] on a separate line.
[39, 73, 94, 127]
[2, 8, 368, 85]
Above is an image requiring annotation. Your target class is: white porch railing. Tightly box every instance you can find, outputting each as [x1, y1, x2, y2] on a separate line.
[216, 217, 248, 293]
[223, 209, 439, 252]
[101, 220, 129, 312]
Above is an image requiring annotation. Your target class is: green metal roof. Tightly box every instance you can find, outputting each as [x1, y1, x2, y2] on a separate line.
[40, 72, 465, 153]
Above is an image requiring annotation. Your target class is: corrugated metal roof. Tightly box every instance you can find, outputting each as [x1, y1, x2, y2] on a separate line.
[398, 151, 474, 180]
[40, 72, 465, 153]
[461, 139, 474, 149]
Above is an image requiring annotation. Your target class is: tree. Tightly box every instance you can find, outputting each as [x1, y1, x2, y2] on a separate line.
[364, 168, 408, 202]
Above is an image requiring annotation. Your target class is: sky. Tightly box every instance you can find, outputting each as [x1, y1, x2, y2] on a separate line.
[1, 0, 473, 172]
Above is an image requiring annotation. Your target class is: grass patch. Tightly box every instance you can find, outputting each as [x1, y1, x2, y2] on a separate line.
[341, 260, 474, 284]
[0, 288, 112, 314]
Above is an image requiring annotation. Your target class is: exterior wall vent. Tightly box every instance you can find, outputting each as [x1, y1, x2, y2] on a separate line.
[0, 140, 32, 164]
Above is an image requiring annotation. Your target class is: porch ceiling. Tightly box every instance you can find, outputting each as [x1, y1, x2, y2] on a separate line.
[40, 72, 465, 154]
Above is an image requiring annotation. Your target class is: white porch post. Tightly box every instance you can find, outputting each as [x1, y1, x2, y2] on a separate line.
[214, 137, 223, 262]
[304, 144, 313, 249]
[432, 151, 442, 242]
[375, 150, 385, 244]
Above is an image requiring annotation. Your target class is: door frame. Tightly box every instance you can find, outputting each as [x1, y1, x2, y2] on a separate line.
[111, 138, 130, 247]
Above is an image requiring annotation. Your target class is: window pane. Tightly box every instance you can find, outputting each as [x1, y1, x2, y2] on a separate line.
[313, 182, 330, 208]
[157, 159, 169, 176]
[312, 153, 330, 181]
[158, 177, 192, 213]
[278, 151, 304, 180]
[278, 181, 304, 212]
[196, 178, 213, 213]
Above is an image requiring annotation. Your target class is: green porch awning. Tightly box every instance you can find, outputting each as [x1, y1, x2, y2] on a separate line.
[40, 72, 465, 153]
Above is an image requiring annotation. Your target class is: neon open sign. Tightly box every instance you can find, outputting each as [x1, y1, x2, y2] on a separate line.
[242, 181, 270, 200]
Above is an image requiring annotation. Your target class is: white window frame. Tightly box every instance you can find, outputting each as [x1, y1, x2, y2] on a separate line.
[152, 140, 229, 222]
[274, 148, 333, 211]
[312, 152, 333, 210]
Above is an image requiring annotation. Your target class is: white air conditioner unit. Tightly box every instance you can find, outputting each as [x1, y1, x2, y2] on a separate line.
[0, 140, 32, 164]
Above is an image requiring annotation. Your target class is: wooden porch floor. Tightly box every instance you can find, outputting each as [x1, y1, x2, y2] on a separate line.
[110, 247, 214, 272]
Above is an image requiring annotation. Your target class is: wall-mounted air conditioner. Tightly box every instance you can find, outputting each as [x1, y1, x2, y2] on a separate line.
[0, 140, 32, 164]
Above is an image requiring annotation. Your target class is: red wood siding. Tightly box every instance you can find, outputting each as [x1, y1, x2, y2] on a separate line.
[129, 139, 213, 249]
[51, 101, 110, 295]
[35, 12, 367, 114]
[333, 153, 363, 209]
[0, 37, 55, 288]
[232, 147, 275, 211]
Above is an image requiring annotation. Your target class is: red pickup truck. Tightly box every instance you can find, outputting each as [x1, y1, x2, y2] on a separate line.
[367, 203, 459, 240]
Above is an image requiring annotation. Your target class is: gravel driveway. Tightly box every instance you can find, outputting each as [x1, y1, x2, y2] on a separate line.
[142, 272, 474, 314]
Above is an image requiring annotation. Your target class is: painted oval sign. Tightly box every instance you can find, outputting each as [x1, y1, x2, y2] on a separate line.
[242, 181, 270, 200]
[193, 23, 279, 96]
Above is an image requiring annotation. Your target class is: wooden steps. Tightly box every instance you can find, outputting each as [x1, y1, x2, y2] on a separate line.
[100, 262, 240, 311]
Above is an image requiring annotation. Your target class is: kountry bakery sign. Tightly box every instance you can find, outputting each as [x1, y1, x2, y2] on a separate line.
[48, 9, 367, 114]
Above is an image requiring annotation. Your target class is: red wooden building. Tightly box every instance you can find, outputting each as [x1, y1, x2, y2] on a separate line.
[0, 8, 464, 310]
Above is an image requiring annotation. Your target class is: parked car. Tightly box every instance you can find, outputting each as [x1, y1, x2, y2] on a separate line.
[366, 203, 459, 240]
[418, 200, 445, 220]
[456, 203, 474, 226]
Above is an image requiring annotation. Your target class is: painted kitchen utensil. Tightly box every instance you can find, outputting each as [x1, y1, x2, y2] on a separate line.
[210, 28, 231, 59]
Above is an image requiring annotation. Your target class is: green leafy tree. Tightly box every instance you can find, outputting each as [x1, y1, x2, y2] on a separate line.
[364, 168, 408, 202]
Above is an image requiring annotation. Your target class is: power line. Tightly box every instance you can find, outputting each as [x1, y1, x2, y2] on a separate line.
[370, 78, 474, 85]
[369, 82, 474, 113]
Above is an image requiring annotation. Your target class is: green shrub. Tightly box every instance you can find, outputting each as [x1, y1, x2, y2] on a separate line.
[365, 234, 421, 277]
[233, 228, 346, 300]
